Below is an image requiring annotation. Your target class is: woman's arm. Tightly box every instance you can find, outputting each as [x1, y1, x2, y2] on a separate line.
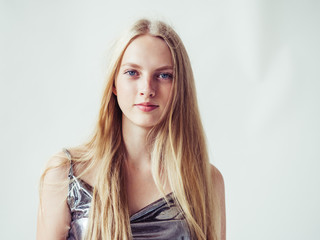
[211, 165, 226, 240]
[36, 154, 71, 240]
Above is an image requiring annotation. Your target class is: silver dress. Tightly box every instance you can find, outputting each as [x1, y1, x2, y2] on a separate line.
[63, 149, 191, 240]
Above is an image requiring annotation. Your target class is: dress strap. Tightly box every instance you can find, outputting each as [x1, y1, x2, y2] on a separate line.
[63, 148, 73, 179]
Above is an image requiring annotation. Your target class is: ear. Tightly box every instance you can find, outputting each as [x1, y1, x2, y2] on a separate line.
[112, 86, 117, 95]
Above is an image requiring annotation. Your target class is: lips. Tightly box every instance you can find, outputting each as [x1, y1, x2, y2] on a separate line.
[134, 102, 159, 112]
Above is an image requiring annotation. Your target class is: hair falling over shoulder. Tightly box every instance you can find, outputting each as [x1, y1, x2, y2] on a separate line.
[40, 18, 222, 240]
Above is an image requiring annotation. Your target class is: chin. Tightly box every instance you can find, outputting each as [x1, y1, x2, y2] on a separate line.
[123, 114, 163, 129]
[135, 118, 159, 129]
[136, 122, 157, 129]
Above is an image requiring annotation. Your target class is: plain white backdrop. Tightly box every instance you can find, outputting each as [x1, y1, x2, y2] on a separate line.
[1, 0, 319, 239]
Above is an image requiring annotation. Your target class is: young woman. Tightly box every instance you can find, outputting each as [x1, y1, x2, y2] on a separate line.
[37, 18, 226, 240]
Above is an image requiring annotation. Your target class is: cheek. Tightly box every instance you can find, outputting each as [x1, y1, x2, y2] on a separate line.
[165, 82, 173, 98]
[115, 79, 136, 105]
[115, 77, 129, 95]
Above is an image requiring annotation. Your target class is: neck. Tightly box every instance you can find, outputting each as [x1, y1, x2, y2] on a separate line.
[122, 116, 152, 169]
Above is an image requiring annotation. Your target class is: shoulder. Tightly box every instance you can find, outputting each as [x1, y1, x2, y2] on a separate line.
[209, 164, 225, 202]
[42, 151, 71, 183]
[210, 164, 225, 191]
[43, 147, 86, 181]
[43, 148, 97, 187]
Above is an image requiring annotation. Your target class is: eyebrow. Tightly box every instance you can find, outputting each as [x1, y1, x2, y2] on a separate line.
[120, 63, 173, 71]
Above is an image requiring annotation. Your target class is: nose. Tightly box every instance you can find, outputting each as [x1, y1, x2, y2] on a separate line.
[139, 89, 155, 97]
[139, 75, 155, 97]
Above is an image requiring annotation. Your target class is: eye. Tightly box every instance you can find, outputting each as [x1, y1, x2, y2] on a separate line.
[158, 72, 173, 80]
[125, 70, 138, 77]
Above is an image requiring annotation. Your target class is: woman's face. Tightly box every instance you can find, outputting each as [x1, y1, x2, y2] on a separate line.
[115, 34, 173, 129]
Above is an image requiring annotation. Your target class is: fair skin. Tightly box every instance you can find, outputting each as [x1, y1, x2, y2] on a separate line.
[37, 34, 226, 240]
[114, 35, 174, 214]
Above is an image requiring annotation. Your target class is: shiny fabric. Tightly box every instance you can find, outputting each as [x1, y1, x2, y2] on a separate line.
[64, 149, 191, 240]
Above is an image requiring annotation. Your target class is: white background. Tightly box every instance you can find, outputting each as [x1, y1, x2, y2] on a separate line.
[1, 0, 319, 239]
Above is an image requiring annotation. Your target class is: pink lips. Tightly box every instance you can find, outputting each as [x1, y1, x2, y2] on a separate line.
[135, 102, 159, 112]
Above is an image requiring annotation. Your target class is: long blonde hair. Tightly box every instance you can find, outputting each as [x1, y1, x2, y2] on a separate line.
[41, 18, 221, 240]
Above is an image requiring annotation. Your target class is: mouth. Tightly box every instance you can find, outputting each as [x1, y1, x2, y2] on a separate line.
[134, 102, 159, 112]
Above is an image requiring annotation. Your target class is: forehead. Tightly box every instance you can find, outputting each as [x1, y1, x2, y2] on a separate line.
[120, 34, 173, 68]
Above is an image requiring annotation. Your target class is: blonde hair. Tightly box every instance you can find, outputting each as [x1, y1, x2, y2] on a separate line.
[41, 18, 221, 240]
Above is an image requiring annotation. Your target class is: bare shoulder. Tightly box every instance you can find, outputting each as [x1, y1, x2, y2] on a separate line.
[210, 164, 225, 193]
[42, 151, 71, 183]
[44, 148, 97, 187]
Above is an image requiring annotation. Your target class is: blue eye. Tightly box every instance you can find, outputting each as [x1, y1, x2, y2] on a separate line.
[125, 70, 138, 76]
[159, 73, 173, 79]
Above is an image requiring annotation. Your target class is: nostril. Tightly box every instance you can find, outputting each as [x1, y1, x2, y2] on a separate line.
[139, 90, 155, 97]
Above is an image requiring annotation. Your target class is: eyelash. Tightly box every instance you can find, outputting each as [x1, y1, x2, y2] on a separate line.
[157, 73, 173, 80]
[124, 70, 173, 80]
[125, 70, 138, 77]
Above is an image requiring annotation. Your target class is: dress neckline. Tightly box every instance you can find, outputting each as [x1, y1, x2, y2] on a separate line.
[129, 192, 173, 221]
[75, 177, 173, 221]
